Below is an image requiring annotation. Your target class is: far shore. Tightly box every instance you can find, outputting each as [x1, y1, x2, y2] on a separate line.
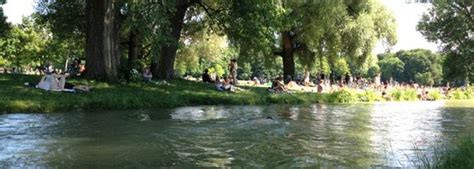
[0, 74, 472, 113]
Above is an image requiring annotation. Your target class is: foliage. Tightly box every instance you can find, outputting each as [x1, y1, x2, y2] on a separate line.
[402, 88, 418, 101]
[0, 16, 82, 71]
[367, 65, 380, 79]
[447, 87, 472, 100]
[29, 0, 399, 82]
[35, 0, 86, 40]
[418, 0, 473, 84]
[224, 0, 397, 79]
[378, 53, 404, 82]
[175, 28, 233, 77]
[0, 17, 50, 69]
[428, 89, 441, 101]
[414, 136, 474, 169]
[378, 49, 443, 86]
[0, 0, 9, 37]
[326, 88, 358, 103]
[389, 88, 418, 101]
[357, 89, 381, 102]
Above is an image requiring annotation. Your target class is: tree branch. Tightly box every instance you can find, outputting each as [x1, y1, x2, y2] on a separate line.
[273, 51, 283, 57]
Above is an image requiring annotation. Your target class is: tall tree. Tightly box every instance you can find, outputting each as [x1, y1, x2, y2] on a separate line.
[226, 0, 396, 80]
[0, 0, 10, 37]
[418, 0, 473, 84]
[150, 0, 190, 79]
[84, 0, 122, 81]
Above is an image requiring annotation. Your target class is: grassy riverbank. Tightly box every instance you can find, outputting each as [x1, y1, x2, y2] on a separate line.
[0, 74, 327, 113]
[0, 74, 473, 113]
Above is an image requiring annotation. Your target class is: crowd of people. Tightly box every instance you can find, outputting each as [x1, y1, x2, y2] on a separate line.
[197, 60, 462, 100]
[7, 58, 466, 99]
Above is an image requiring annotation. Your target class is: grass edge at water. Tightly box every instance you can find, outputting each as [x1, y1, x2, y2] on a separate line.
[1, 74, 473, 113]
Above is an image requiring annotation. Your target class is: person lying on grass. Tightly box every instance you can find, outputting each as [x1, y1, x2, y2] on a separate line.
[28, 71, 90, 92]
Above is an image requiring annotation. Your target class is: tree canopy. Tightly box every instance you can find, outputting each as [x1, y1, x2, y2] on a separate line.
[0, 0, 10, 37]
[418, 0, 473, 84]
[0, 0, 403, 84]
[378, 49, 443, 86]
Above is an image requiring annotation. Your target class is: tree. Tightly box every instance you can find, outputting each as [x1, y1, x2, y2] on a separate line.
[36, 0, 122, 81]
[378, 54, 404, 82]
[226, 0, 396, 80]
[398, 49, 443, 85]
[0, 0, 10, 37]
[378, 49, 443, 86]
[35, 0, 86, 66]
[83, 0, 123, 82]
[418, 0, 473, 84]
[175, 28, 232, 77]
[0, 17, 50, 69]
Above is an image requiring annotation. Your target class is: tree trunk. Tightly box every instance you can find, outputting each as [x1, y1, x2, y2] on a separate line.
[281, 31, 295, 80]
[152, 0, 189, 79]
[126, 29, 138, 81]
[85, 0, 121, 82]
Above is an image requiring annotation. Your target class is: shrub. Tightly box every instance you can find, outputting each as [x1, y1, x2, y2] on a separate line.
[327, 88, 357, 103]
[428, 89, 442, 100]
[402, 88, 418, 101]
[358, 90, 381, 102]
[450, 89, 467, 100]
[390, 89, 403, 101]
[465, 87, 473, 99]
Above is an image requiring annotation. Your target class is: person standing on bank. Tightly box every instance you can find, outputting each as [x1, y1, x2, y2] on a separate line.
[228, 59, 238, 85]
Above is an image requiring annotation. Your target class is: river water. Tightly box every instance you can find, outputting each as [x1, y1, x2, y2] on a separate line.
[1, 101, 473, 167]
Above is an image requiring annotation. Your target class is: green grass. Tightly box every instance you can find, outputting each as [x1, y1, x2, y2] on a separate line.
[1, 74, 473, 113]
[413, 135, 474, 169]
[0, 74, 332, 113]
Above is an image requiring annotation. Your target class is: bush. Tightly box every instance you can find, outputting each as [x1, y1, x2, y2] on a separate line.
[327, 88, 357, 103]
[465, 87, 473, 99]
[450, 89, 467, 100]
[402, 88, 418, 101]
[428, 89, 442, 100]
[357, 90, 381, 102]
[390, 89, 403, 101]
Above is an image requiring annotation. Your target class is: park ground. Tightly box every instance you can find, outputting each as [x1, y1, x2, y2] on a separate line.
[0, 74, 472, 113]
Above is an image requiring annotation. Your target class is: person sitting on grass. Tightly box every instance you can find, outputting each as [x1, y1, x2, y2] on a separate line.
[143, 67, 153, 82]
[35, 71, 53, 90]
[221, 76, 235, 92]
[214, 76, 245, 92]
[215, 76, 224, 91]
[35, 70, 66, 91]
[202, 69, 213, 83]
[268, 77, 287, 93]
[34, 71, 90, 92]
[317, 80, 324, 93]
[252, 77, 261, 86]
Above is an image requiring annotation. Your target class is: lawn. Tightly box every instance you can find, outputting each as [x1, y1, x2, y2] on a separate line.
[0, 74, 328, 113]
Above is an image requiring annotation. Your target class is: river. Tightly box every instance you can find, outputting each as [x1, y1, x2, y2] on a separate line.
[1, 101, 473, 167]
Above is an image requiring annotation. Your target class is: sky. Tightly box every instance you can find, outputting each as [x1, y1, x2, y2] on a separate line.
[1, 0, 438, 54]
[375, 0, 439, 53]
[2, 0, 35, 24]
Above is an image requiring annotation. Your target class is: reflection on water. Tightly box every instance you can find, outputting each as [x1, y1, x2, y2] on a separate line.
[0, 101, 473, 167]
